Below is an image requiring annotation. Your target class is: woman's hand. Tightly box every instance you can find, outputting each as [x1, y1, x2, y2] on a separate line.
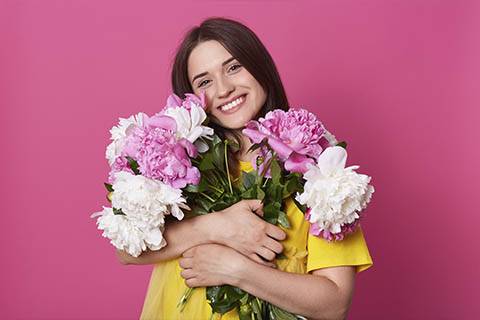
[179, 244, 262, 287]
[211, 199, 286, 266]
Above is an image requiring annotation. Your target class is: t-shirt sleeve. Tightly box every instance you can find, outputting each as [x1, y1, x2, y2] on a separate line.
[306, 224, 373, 274]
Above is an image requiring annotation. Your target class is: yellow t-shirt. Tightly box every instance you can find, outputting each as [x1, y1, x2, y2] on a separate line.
[140, 160, 373, 319]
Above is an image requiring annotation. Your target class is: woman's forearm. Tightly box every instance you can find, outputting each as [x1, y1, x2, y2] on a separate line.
[117, 213, 218, 265]
[231, 260, 351, 320]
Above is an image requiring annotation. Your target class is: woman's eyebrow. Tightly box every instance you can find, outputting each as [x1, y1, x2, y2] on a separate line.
[191, 57, 237, 83]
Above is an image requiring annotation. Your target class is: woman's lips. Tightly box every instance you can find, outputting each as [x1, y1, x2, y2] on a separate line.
[218, 94, 247, 114]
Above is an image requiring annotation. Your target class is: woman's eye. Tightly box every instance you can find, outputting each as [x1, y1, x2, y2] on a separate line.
[198, 80, 210, 88]
[229, 64, 242, 72]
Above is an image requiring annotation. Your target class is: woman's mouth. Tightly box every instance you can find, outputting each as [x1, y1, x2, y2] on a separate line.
[218, 94, 247, 114]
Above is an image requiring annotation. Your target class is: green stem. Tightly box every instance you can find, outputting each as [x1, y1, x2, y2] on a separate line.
[224, 141, 233, 194]
[200, 192, 215, 203]
[262, 177, 270, 188]
[177, 287, 195, 312]
[208, 184, 223, 194]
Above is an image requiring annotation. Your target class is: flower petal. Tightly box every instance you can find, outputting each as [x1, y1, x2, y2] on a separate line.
[268, 136, 294, 160]
[284, 153, 314, 174]
[146, 115, 177, 132]
[166, 94, 183, 108]
[242, 127, 268, 144]
[316, 146, 347, 175]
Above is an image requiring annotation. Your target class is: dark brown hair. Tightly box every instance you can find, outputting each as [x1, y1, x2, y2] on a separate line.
[171, 17, 289, 176]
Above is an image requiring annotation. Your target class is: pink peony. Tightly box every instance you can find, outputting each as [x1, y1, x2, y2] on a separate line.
[252, 146, 273, 178]
[108, 156, 134, 184]
[243, 108, 326, 174]
[165, 91, 207, 111]
[120, 114, 200, 189]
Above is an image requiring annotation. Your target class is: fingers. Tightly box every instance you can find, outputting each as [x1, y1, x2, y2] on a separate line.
[179, 257, 193, 269]
[263, 236, 284, 255]
[244, 199, 264, 217]
[255, 246, 276, 261]
[180, 268, 195, 280]
[185, 278, 199, 288]
[265, 224, 287, 241]
[248, 253, 277, 268]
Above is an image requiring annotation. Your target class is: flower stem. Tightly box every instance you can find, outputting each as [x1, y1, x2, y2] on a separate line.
[200, 192, 215, 203]
[208, 184, 223, 194]
[224, 141, 233, 194]
[262, 177, 270, 188]
[177, 287, 195, 312]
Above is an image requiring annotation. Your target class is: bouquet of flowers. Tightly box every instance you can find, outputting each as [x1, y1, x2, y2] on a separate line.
[243, 108, 375, 242]
[91, 91, 374, 319]
[180, 108, 374, 319]
[90, 92, 214, 257]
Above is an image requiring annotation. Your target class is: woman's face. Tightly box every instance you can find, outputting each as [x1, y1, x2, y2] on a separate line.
[188, 40, 267, 129]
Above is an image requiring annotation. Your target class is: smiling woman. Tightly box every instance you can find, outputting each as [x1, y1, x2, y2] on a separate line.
[122, 17, 374, 320]
[187, 40, 267, 130]
[171, 17, 290, 172]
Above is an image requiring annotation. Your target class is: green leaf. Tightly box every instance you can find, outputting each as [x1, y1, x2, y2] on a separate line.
[184, 183, 199, 193]
[212, 141, 226, 169]
[226, 286, 246, 301]
[210, 201, 231, 212]
[277, 211, 291, 229]
[211, 134, 222, 146]
[282, 176, 303, 199]
[270, 158, 281, 185]
[103, 182, 114, 192]
[256, 186, 265, 201]
[250, 298, 263, 319]
[238, 304, 252, 320]
[336, 140, 347, 149]
[242, 171, 256, 189]
[263, 202, 279, 225]
[227, 139, 240, 153]
[112, 207, 125, 215]
[196, 197, 214, 212]
[269, 304, 299, 320]
[276, 252, 287, 260]
[199, 152, 215, 171]
[125, 156, 140, 175]
[241, 187, 257, 199]
[201, 179, 212, 193]
[206, 285, 243, 314]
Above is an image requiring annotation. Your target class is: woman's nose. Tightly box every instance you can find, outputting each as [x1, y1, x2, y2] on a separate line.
[216, 76, 235, 98]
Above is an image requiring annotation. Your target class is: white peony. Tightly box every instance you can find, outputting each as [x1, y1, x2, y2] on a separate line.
[295, 146, 374, 235]
[105, 112, 146, 165]
[111, 171, 188, 223]
[163, 104, 214, 151]
[91, 172, 189, 257]
[90, 207, 167, 257]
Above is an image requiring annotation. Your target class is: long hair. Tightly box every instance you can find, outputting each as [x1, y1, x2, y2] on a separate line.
[171, 17, 289, 176]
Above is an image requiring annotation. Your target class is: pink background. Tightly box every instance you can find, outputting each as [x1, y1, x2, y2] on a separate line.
[1, 0, 479, 319]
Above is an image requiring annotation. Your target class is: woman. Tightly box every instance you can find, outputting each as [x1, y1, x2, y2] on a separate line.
[117, 17, 373, 320]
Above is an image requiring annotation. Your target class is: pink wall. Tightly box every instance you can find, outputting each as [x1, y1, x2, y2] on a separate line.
[1, 0, 479, 319]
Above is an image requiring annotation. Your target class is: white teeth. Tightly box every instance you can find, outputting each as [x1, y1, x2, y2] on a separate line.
[220, 95, 244, 111]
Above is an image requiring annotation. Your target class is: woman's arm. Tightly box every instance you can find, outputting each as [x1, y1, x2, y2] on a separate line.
[116, 213, 216, 265]
[235, 260, 355, 320]
[180, 244, 355, 320]
[117, 199, 286, 266]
